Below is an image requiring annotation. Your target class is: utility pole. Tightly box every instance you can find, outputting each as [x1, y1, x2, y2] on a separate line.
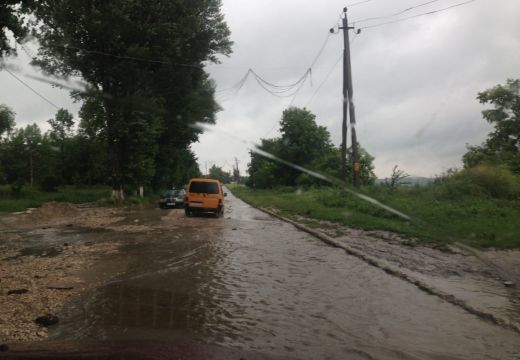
[339, 11, 349, 183]
[336, 7, 361, 187]
[234, 157, 241, 183]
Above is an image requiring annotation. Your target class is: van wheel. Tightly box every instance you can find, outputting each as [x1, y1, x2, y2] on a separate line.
[185, 208, 191, 217]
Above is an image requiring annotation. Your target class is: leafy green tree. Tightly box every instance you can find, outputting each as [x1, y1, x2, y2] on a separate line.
[208, 164, 232, 183]
[21, 123, 42, 186]
[247, 107, 377, 188]
[48, 108, 74, 150]
[0, 104, 15, 138]
[0, 1, 27, 57]
[247, 138, 282, 189]
[346, 145, 377, 185]
[463, 79, 520, 174]
[276, 107, 333, 185]
[1, 129, 27, 192]
[28, 0, 232, 201]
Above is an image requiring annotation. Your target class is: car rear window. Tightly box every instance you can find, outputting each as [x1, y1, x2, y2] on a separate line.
[189, 181, 219, 194]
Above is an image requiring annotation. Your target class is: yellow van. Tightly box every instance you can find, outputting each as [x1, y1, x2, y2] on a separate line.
[184, 178, 226, 217]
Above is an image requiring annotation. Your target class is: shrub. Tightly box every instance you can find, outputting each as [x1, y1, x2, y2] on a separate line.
[40, 175, 61, 192]
[436, 164, 519, 199]
[466, 164, 519, 199]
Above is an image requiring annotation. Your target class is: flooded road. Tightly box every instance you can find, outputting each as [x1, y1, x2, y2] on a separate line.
[48, 193, 519, 359]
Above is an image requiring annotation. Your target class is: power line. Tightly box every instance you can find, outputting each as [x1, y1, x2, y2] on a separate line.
[305, 34, 359, 108]
[216, 69, 251, 94]
[353, 0, 444, 24]
[252, 69, 311, 98]
[46, 43, 202, 68]
[251, 68, 310, 92]
[288, 71, 312, 106]
[309, 32, 332, 69]
[305, 53, 343, 108]
[2, 66, 60, 109]
[216, 12, 342, 98]
[359, 0, 476, 30]
[348, 0, 378, 7]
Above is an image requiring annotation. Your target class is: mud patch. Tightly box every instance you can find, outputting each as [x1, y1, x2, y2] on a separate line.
[0, 239, 120, 343]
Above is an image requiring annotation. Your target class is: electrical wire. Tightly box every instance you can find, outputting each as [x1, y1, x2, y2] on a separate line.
[305, 53, 343, 108]
[250, 69, 310, 91]
[353, 0, 444, 24]
[2, 66, 60, 109]
[348, 0, 379, 7]
[252, 69, 311, 98]
[304, 32, 360, 109]
[216, 69, 252, 94]
[359, 0, 476, 30]
[216, 11, 343, 98]
[45, 43, 202, 68]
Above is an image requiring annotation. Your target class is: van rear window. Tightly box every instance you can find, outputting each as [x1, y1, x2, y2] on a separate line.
[189, 181, 219, 194]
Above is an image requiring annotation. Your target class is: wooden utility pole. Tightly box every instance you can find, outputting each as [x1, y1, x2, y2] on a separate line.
[337, 7, 361, 187]
[234, 157, 241, 183]
[339, 11, 349, 182]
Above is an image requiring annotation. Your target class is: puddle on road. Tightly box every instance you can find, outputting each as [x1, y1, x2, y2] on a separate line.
[49, 195, 520, 360]
[4, 246, 63, 260]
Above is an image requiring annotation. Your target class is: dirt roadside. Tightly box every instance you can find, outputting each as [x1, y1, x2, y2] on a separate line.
[0, 203, 134, 344]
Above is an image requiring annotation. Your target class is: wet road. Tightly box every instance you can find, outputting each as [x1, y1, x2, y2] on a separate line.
[50, 192, 520, 359]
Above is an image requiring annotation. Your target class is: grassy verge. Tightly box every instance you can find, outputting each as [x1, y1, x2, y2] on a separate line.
[228, 184, 520, 249]
[0, 185, 158, 213]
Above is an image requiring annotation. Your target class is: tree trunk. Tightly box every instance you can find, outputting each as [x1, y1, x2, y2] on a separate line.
[29, 152, 33, 187]
[105, 93, 125, 203]
[139, 185, 144, 198]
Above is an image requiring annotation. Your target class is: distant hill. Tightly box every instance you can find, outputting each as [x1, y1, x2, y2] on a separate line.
[376, 177, 434, 186]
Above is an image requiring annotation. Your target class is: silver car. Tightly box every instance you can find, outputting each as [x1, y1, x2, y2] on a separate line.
[159, 189, 186, 209]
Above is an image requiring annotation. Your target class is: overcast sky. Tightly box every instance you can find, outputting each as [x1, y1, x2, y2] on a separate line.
[1, 0, 519, 178]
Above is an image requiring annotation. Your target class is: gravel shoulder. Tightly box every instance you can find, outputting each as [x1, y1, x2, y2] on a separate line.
[0, 203, 127, 344]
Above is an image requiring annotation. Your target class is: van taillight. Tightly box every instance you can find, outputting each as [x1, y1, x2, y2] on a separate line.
[218, 199, 222, 205]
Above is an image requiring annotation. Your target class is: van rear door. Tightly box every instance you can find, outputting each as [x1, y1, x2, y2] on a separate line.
[188, 181, 220, 209]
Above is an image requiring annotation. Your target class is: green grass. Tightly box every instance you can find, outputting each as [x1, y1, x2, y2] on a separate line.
[228, 184, 520, 249]
[0, 185, 113, 212]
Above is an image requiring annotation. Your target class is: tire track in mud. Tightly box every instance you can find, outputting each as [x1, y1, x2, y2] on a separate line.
[254, 206, 520, 335]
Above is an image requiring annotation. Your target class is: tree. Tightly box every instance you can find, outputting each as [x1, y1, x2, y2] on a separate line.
[276, 107, 333, 185]
[208, 165, 232, 184]
[22, 124, 42, 186]
[0, 1, 27, 57]
[247, 107, 377, 188]
[346, 145, 377, 185]
[386, 165, 409, 189]
[28, 0, 232, 201]
[0, 104, 15, 138]
[247, 138, 282, 189]
[1, 129, 27, 192]
[233, 166, 240, 183]
[463, 79, 520, 174]
[48, 108, 74, 148]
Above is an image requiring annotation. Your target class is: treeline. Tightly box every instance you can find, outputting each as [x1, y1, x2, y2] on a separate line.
[0, 0, 232, 200]
[247, 107, 376, 189]
[0, 106, 202, 194]
[246, 79, 520, 197]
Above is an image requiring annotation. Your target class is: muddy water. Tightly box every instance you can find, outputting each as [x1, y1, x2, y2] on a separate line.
[51, 194, 520, 359]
